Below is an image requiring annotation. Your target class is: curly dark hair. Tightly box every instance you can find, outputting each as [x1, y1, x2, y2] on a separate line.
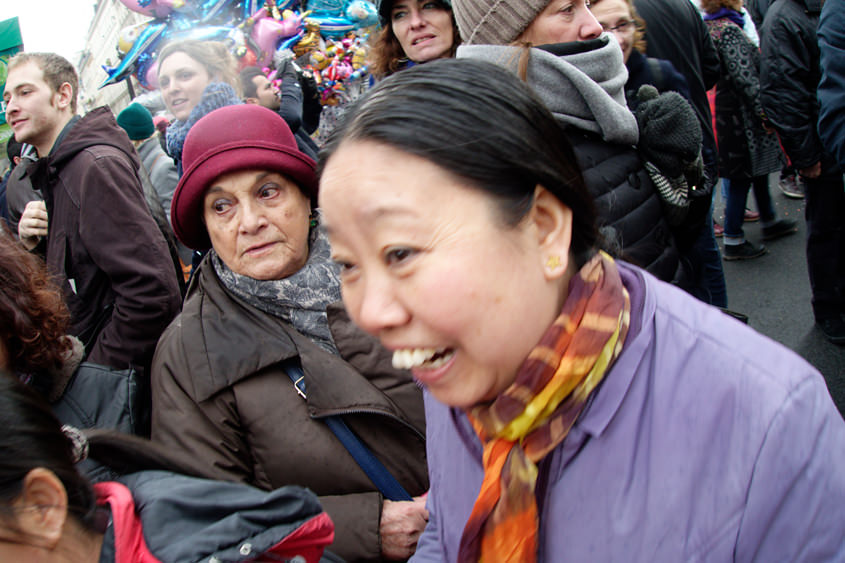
[369, 2, 461, 79]
[0, 228, 71, 377]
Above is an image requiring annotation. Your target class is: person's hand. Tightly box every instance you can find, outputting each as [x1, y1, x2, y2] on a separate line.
[380, 495, 429, 560]
[635, 85, 702, 179]
[18, 200, 48, 250]
[799, 161, 822, 179]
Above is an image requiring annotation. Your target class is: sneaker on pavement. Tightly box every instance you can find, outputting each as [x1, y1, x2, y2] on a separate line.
[713, 221, 724, 237]
[744, 208, 760, 222]
[817, 316, 845, 345]
[778, 175, 805, 199]
[723, 240, 768, 261]
[761, 219, 798, 241]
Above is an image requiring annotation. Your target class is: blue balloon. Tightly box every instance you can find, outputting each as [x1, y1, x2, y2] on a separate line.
[345, 0, 378, 27]
[100, 22, 167, 89]
[306, 14, 355, 37]
[277, 0, 301, 10]
[306, 0, 345, 16]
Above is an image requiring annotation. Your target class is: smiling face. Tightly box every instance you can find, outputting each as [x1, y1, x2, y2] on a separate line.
[203, 169, 312, 280]
[2, 62, 71, 156]
[518, 0, 604, 45]
[320, 141, 572, 408]
[391, 0, 455, 63]
[157, 51, 214, 121]
[590, 0, 636, 62]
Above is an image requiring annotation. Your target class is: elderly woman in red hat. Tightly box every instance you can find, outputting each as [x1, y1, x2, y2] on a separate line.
[150, 104, 429, 562]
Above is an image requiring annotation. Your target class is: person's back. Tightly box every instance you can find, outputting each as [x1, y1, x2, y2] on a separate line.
[117, 102, 192, 272]
[760, 0, 823, 170]
[745, 0, 775, 30]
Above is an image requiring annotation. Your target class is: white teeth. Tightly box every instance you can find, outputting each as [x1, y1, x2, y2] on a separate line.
[392, 348, 453, 370]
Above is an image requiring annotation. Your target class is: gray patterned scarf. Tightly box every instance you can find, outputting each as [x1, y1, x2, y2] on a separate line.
[212, 215, 342, 354]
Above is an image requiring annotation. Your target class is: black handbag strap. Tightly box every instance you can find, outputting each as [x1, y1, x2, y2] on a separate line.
[283, 359, 412, 502]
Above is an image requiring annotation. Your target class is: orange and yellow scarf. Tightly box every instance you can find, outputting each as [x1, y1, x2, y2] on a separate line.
[457, 252, 631, 563]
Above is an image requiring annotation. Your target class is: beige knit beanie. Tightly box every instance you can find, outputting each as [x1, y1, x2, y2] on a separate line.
[452, 0, 552, 45]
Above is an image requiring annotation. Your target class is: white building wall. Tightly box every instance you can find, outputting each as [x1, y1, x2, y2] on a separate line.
[76, 0, 151, 115]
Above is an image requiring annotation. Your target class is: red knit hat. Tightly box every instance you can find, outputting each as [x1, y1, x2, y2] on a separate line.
[171, 104, 318, 250]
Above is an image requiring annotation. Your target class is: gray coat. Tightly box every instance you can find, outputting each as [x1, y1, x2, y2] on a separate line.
[137, 137, 178, 224]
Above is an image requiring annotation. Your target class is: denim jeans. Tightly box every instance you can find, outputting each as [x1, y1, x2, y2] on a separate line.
[682, 196, 728, 307]
[723, 176, 776, 241]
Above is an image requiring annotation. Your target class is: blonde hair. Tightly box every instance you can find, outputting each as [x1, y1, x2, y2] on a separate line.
[157, 40, 241, 97]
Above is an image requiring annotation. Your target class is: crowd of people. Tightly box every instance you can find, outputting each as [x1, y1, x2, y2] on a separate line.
[1, 0, 844, 560]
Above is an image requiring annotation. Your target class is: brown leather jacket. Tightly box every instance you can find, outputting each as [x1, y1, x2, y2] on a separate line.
[151, 258, 428, 561]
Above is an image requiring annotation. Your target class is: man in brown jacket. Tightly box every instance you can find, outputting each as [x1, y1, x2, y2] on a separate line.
[4, 52, 182, 372]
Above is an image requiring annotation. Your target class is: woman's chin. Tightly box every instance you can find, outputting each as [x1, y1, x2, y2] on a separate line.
[171, 109, 189, 121]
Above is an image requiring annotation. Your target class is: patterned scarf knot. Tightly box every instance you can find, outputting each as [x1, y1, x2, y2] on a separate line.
[457, 252, 631, 563]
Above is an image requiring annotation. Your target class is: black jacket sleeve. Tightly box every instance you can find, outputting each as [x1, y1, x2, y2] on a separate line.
[818, 0, 845, 169]
[277, 61, 304, 134]
[699, 20, 721, 90]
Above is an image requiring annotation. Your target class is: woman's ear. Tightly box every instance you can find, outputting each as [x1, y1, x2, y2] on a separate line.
[530, 185, 573, 281]
[13, 468, 69, 549]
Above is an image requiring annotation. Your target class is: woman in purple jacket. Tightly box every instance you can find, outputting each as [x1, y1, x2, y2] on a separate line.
[317, 59, 845, 562]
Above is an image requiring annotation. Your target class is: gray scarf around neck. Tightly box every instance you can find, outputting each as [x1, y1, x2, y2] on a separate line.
[212, 215, 342, 354]
[457, 35, 639, 145]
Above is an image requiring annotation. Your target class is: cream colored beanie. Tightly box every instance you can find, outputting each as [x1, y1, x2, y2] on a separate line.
[452, 0, 551, 45]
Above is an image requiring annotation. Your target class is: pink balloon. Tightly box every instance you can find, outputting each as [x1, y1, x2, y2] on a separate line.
[117, 0, 156, 16]
[117, 0, 177, 18]
[145, 61, 160, 90]
[250, 14, 303, 66]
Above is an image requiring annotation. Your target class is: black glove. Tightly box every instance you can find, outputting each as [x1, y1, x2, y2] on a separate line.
[635, 85, 702, 180]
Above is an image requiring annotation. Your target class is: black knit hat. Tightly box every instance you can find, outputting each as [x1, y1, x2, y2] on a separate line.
[116, 103, 155, 141]
[377, 0, 453, 27]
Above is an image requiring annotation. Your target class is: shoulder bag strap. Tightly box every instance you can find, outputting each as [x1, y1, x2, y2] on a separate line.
[284, 359, 413, 502]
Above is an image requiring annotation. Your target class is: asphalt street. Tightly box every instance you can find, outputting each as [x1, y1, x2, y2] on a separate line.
[714, 177, 845, 417]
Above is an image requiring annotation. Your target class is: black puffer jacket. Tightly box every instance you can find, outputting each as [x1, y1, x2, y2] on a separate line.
[569, 129, 678, 279]
[458, 39, 680, 282]
[760, 0, 826, 170]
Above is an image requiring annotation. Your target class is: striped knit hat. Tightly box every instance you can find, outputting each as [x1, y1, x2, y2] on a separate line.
[452, 0, 550, 45]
